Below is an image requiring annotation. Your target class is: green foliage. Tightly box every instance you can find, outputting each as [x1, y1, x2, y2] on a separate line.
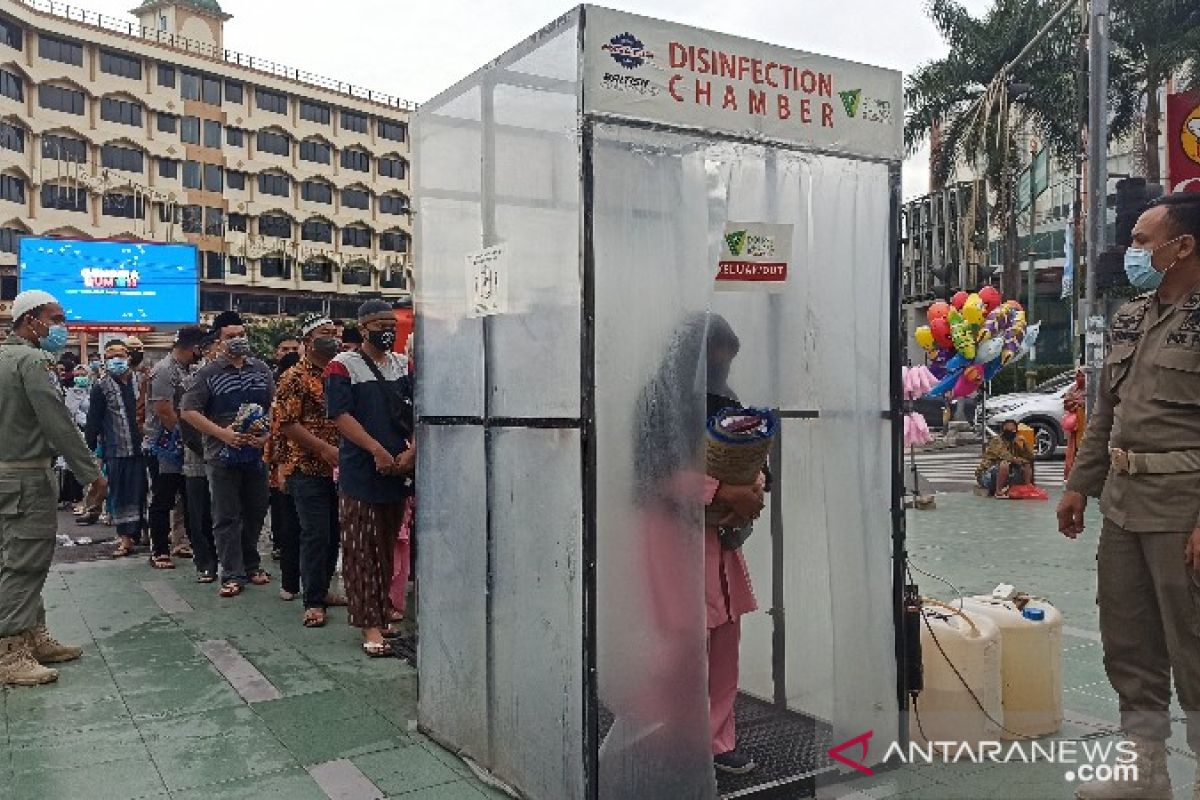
[988, 362, 1074, 395]
[246, 319, 299, 361]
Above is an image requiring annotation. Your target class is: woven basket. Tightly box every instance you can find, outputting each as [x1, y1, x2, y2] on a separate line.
[704, 408, 778, 526]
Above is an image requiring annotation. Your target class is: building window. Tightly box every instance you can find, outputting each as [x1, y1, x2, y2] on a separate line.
[204, 163, 223, 193]
[256, 88, 288, 115]
[301, 181, 332, 204]
[200, 290, 230, 312]
[180, 70, 200, 101]
[41, 184, 86, 212]
[38, 34, 82, 67]
[0, 227, 20, 253]
[157, 64, 175, 88]
[342, 226, 371, 248]
[301, 219, 333, 243]
[299, 100, 330, 125]
[260, 257, 290, 279]
[341, 109, 368, 134]
[299, 139, 330, 165]
[100, 144, 143, 173]
[100, 49, 141, 80]
[205, 207, 224, 236]
[157, 113, 178, 133]
[38, 85, 85, 115]
[228, 256, 247, 275]
[380, 230, 408, 253]
[158, 158, 179, 179]
[259, 214, 292, 239]
[379, 156, 407, 179]
[380, 193, 408, 216]
[159, 15, 167, 31]
[0, 121, 22, 153]
[204, 251, 223, 279]
[202, 75, 221, 106]
[228, 213, 248, 232]
[0, 68, 21, 101]
[378, 119, 407, 142]
[301, 259, 333, 283]
[225, 81, 243, 104]
[101, 193, 145, 219]
[203, 119, 221, 149]
[227, 170, 246, 190]
[100, 97, 143, 127]
[183, 160, 201, 189]
[41, 134, 87, 162]
[379, 267, 407, 290]
[341, 148, 370, 173]
[181, 116, 200, 144]
[258, 173, 290, 198]
[342, 188, 370, 210]
[158, 204, 179, 224]
[256, 130, 290, 156]
[181, 205, 202, 234]
[0, 174, 24, 204]
[226, 127, 245, 147]
[0, 15, 23, 51]
[343, 264, 371, 286]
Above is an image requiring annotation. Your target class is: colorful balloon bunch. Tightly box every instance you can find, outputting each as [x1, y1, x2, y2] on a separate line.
[914, 286, 1032, 399]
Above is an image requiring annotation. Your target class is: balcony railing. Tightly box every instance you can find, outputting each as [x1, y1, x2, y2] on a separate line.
[16, 0, 417, 111]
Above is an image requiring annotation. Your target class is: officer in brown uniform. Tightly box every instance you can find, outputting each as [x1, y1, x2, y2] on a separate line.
[1059, 193, 1200, 800]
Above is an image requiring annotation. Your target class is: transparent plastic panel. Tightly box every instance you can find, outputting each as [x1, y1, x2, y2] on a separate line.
[415, 86, 485, 418]
[593, 124, 718, 800]
[490, 427, 585, 800]
[489, 73, 581, 419]
[416, 423, 489, 761]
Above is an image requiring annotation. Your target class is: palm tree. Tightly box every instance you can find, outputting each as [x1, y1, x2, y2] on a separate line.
[1110, 0, 1200, 185]
[906, 0, 1135, 295]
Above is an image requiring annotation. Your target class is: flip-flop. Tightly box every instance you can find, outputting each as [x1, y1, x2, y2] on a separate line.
[149, 556, 175, 570]
[219, 582, 243, 598]
[303, 609, 326, 628]
[111, 540, 135, 558]
[362, 640, 391, 658]
[248, 570, 272, 586]
[197, 571, 217, 584]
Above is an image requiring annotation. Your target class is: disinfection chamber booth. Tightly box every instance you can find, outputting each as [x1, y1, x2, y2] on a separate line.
[414, 7, 907, 798]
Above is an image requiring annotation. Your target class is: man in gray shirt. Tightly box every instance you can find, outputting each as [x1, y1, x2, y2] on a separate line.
[180, 312, 274, 598]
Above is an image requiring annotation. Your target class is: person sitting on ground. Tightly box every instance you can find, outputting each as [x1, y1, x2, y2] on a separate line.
[976, 420, 1034, 498]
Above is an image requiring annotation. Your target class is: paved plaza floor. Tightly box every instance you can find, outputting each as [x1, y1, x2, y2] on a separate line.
[3, 492, 1194, 799]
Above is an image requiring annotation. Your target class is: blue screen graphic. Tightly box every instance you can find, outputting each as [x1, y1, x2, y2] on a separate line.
[19, 238, 199, 325]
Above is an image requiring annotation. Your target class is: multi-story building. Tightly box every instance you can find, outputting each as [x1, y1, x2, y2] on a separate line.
[0, 0, 413, 335]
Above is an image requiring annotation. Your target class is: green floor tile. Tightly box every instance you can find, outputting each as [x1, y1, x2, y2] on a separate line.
[6, 754, 166, 800]
[391, 780, 489, 800]
[271, 713, 408, 765]
[252, 688, 371, 728]
[142, 712, 299, 792]
[240, 648, 337, 697]
[10, 720, 149, 774]
[123, 677, 244, 721]
[169, 766, 328, 800]
[355, 745, 462, 796]
[7, 694, 131, 740]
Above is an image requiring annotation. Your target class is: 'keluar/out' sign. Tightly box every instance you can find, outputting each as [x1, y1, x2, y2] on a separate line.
[583, 6, 903, 162]
[716, 222, 793, 292]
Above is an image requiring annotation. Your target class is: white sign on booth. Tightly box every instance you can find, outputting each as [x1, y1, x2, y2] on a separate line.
[583, 6, 904, 161]
[466, 245, 508, 318]
[715, 222, 793, 292]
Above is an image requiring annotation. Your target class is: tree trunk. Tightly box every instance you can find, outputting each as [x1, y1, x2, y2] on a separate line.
[1145, 74, 1163, 185]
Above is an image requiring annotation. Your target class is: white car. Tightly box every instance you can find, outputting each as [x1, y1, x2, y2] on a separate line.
[976, 371, 1074, 459]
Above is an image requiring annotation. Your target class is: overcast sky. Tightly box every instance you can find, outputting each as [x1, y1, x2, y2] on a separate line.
[78, 0, 992, 198]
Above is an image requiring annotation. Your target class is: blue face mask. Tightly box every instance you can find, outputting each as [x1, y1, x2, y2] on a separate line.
[38, 324, 69, 354]
[106, 358, 129, 376]
[73, 376, 90, 388]
[1124, 237, 1184, 292]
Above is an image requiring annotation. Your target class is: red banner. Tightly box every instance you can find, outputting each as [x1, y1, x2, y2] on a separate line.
[67, 324, 154, 334]
[1167, 91, 1200, 194]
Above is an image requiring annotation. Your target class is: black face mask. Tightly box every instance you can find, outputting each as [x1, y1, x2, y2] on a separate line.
[311, 336, 341, 361]
[366, 330, 396, 353]
[1001, 430, 1018, 442]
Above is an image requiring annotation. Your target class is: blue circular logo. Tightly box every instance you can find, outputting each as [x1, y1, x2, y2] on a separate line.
[605, 32, 650, 70]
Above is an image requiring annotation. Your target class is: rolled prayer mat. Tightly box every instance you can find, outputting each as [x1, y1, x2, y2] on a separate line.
[705, 407, 778, 527]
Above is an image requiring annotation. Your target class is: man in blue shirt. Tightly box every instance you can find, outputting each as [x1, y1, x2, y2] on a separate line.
[180, 311, 274, 598]
[326, 300, 413, 656]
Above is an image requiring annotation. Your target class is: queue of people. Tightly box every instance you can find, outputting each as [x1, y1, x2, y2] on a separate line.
[0, 290, 417, 689]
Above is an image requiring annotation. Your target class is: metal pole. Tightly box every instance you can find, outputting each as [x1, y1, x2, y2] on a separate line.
[1026, 142, 1038, 390]
[1084, 0, 1110, 413]
[1071, 0, 1087, 367]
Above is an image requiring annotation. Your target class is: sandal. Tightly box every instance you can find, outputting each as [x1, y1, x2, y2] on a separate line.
[171, 545, 193, 559]
[149, 555, 175, 570]
[362, 640, 391, 658]
[323, 594, 348, 607]
[279, 590, 298, 602]
[197, 570, 216, 584]
[111, 539, 135, 558]
[219, 582, 243, 598]
[303, 608, 327, 628]
[248, 570, 272, 586]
